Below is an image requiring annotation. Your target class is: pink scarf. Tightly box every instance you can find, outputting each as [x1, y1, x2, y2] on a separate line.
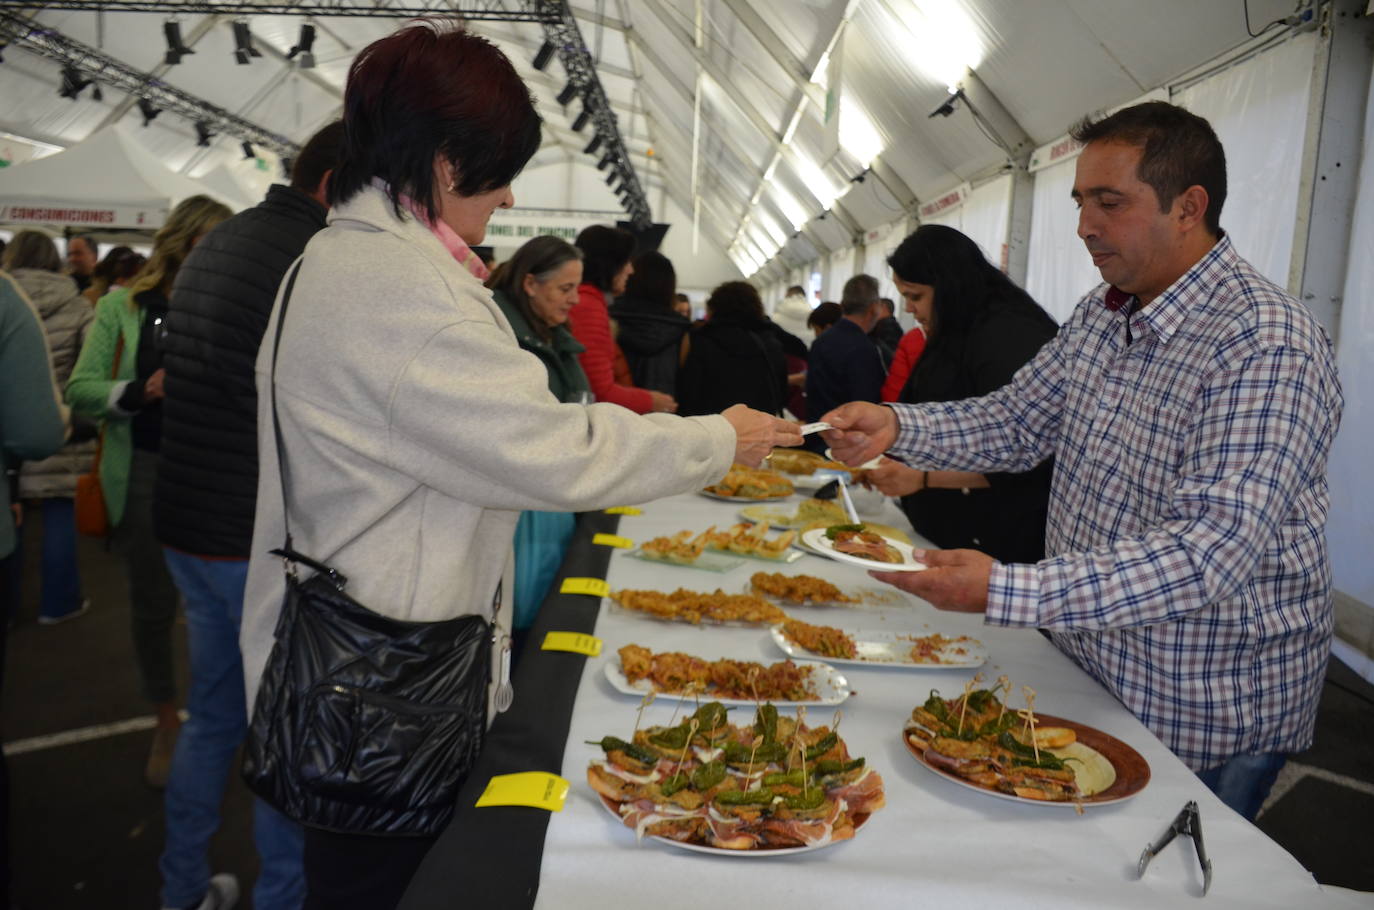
[379, 179, 490, 282]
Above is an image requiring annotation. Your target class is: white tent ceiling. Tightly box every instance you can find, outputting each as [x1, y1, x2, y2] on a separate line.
[0, 0, 1299, 283]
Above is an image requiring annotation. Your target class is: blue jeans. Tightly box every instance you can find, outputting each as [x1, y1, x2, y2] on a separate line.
[1195, 751, 1287, 821]
[38, 498, 83, 620]
[159, 549, 304, 910]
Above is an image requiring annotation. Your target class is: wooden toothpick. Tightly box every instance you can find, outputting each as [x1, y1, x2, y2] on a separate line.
[634, 691, 656, 737]
[956, 672, 984, 737]
[677, 718, 700, 770]
[1019, 686, 1040, 763]
[995, 675, 1011, 721]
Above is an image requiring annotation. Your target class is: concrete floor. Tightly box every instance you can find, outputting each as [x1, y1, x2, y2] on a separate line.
[2, 510, 1372, 908]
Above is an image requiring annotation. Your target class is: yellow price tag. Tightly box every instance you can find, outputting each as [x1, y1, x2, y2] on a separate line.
[474, 772, 570, 812]
[560, 577, 610, 598]
[541, 631, 603, 656]
[604, 506, 642, 515]
[592, 533, 633, 549]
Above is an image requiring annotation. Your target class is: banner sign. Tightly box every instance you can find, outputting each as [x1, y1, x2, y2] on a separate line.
[485, 210, 621, 243]
[918, 183, 970, 219]
[0, 200, 165, 229]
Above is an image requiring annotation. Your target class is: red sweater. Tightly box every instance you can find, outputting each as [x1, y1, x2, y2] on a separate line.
[880, 326, 928, 402]
[567, 284, 654, 413]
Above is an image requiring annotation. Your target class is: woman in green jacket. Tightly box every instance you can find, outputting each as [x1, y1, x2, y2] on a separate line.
[486, 236, 590, 643]
[66, 195, 232, 787]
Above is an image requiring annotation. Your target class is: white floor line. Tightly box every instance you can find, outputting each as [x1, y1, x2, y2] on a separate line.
[1333, 638, 1374, 688]
[1260, 760, 1374, 816]
[2, 710, 189, 757]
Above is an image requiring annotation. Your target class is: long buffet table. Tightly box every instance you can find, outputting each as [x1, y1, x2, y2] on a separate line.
[401, 490, 1357, 910]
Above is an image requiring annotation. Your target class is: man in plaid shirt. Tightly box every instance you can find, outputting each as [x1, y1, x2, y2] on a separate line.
[824, 102, 1343, 820]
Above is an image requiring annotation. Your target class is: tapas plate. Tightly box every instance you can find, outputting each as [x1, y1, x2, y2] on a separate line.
[597, 794, 871, 856]
[603, 659, 852, 706]
[626, 549, 747, 573]
[800, 528, 926, 572]
[771, 626, 987, 668]
[902, 713, 1150, 806]
[698, 490, 792, 503]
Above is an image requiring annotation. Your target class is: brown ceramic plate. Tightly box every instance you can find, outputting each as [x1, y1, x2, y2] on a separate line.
[903, 712, 1150, 807]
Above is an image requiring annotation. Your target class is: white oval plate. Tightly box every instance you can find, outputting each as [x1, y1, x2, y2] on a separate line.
[800, 527, 926, 572]
[604, 659, 851, 706]
[596, 795, 871, 856]
[771, 625, 988, 669]
[698, 489, 792, 503]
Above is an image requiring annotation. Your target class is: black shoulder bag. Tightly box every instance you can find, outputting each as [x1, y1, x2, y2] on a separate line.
[241, 261, 501, 837]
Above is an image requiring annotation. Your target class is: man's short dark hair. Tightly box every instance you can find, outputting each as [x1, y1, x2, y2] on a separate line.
[806, 301, 841, 330]
[877, 297, 894, 316]
[706, 281, 764, 322]
[329, 21, 541, 222]
[291, 120, 345, 195]
[1069, 101, 1227, 235]
[786, 285, 806, 297]
[839, 274, 879, 316]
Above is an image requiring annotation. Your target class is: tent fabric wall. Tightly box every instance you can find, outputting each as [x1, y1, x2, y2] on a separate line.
[824, 246, 854, 301]
[1173, 32, 1317, 286]
[923, 175, 1014, 272]
[1025, 157, 1101, 322]
[1326, 60, 1374, 616]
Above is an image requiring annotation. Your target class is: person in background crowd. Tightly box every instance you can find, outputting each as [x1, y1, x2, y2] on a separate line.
[805, 300, 841, 338]
[764, 310, 809, 422]
[151, 121, 344, 910]
[64, 235, 98, 294]
[864, 225, 1056, 564]
[869, 296, 903, 367]
[772, 284, 814, 346]
[825, 101, 1343, 821]
[67, 195, 233, 792]
[804, 275, 886, 433]
[2, 231, 95, 624]
[487, 236, 589, 647]
[879, 322, 926, 403]
[678, 281, 788, 417]
[673, 292, 692, 319]
[0, 269, 68, 910]
[82, 245, 143, 306]
[612, 250, 690, 397]
[568, 225, 676, 414]
[237, 23, 800, 908]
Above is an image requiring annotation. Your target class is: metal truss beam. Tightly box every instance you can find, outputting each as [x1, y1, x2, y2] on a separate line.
[0, 10, 299, 157]
[0, 1, 557, 20]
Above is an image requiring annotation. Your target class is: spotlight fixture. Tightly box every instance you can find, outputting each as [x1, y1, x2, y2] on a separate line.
[532, 40, 555, 71]
[138, 98, 161, 126]
[286, 23, 316, 68]
[195, 120, 215, 147]
[596, 153, 612, 171]
[59, 66, 92, 100]
[928, 88, 964, 119]
[571, 108, 591, 132]
[163, 20, 194, 65]
[0, 41, 7, 64]
[241, 140, 256, 159]
[582, 134, 601, 155]
[280, 157, 294, 180]
[232, 20, 262, 65]
[604, 170, 617, 186]
[555, 81, 578, 106]
[91, 83, 103, 102]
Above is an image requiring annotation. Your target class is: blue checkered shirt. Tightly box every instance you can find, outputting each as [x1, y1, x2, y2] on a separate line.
[888, 235, 1342, 771]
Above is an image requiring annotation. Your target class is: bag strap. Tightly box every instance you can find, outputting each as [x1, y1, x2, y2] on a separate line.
[91, 334, 126, 476]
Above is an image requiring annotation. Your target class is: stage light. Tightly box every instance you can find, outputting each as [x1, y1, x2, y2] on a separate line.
[929, 88, 964, 119]
[583, 134, 601, 155]
[195, 120, 215, 147]
[572, 109, 591, 132]
[163, 20, 194, 65]
[532, 40, 555, 71]
[596, 153, 612, 171]
[138, 98, 161, 126]
[556, 82, 578, 106]
[58, 66, 92, 100]
[287, 23, 316, 69]
[232, 20, 262, 65]
[605, 171, 617, 186]
[241, 140, 256, 159]
[91, 84, 103, 102]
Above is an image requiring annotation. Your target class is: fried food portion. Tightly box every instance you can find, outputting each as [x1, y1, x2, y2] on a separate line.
[699, 523, 797, 560]
[750, 572, 855, 605]
[905, 633, 974, 663]
[780, 618, 858, 659]
[639, 529, 708, 564]
[704, 465, 795, 499]
[611, 588, 788, 625]
[617, 644, 819, 701]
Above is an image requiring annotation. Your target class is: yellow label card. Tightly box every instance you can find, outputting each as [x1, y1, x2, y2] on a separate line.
[603, 506, 643, 515]
[475, 772, 570, 812]
[560, 577, 610, 598]
[592, 533, 634, 549]
[541, 631, 603, 656]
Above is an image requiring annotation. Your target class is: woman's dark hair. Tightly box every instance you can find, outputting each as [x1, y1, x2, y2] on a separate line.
[622, 251, 676, 310]
[575, 224, 636, 291]
[705, 281, 765, 322]
[486, 235, 582, 340]
[92, 245, 134, 282]
[806, 301, 841, 331]
[329, 20, 542, 222]
[887, 224, 1054, 340]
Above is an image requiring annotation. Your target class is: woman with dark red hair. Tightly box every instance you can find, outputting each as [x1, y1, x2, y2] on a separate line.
[238, 20, 799, 908]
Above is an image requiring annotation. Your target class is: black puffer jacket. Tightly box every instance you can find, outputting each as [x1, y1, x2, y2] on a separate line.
[154, 185, 327, 556]
[611, 295, 689, 395]
[678, 314, 787, 416]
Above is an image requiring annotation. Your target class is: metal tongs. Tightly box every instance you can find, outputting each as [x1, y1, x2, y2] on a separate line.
[1137, 800, 1212, 896]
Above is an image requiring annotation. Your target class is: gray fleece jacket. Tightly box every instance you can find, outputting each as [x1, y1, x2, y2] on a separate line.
[240, 186, 736, 713]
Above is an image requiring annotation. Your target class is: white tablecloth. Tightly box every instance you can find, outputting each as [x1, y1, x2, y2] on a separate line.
[536, 492, 1343, 909]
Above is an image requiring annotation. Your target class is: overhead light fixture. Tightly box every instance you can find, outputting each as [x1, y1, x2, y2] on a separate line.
[91, 83, 103, 102]
[532, 40, 555, 71]
[195, 120, 215, 147]
[596, 153, 612, 171]
[929, 88, 963, 119]
[572, 109, 591, 132]
[582, 134, 601, 155]
[605, 171, 617, 186]
[241, 140, 256, 159]
[138, 98, 161, 126]
[280, 157, 294, 180]
[0, 41, 7, 64]
[232, 20, 262, 65]
[287, 23, 316, 69]
[164, 20, 194, 65]
[59, 65, 92, 100]
[555, 82, 578, 106]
